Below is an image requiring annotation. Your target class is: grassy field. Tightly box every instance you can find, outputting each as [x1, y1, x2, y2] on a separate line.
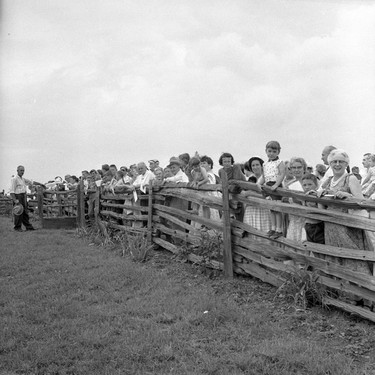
[1, 215, 375, 375]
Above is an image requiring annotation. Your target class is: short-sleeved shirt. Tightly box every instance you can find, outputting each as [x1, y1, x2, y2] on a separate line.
[10, 175, 33, 194]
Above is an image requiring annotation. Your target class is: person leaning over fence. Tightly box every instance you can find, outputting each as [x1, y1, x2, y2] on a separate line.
[153, 167, 164, 189]
[284, 157, 307, 242]
[301, 174, 325, 244]
[317, 149, 372, 276]
[178, 153, 191, 179]
[186, 157, 210, 223]
[9, 165, 45, 232]
[132, 162, 155, 193]
[200, 155, 222, 221]
[163, 157, 189, 243]
[218, 152, 246, 221]
[131, 162, 155, 228]
[242, 156, 271, 234]
[164, 157, 189, 184]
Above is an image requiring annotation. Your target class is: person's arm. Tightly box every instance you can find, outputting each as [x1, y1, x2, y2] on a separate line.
[9, 177, 18, 203]
[336, 175, 363, 199]
[165, 171, 183, 183]
[196, 167, 209, 187]
[362, 172, 371, 186]
[257, 175, 265, 186]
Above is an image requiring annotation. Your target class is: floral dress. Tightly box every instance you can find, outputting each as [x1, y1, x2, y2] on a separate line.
[321, 173, 371, 275]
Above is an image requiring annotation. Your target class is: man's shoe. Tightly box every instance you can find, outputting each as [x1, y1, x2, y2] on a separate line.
[26, 227, 35, 231]
[14, 228, 24, 232]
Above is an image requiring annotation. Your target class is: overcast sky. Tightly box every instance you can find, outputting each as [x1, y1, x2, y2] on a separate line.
[1, 0, 374, 189]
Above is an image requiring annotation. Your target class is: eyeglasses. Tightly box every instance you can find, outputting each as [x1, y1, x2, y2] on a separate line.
[290, 166, 303, 170]
[330, 160, 347, 164]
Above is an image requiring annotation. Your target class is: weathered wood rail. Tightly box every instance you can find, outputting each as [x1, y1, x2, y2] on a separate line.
[4, 177, 372, 321]
[93, 177, 375, 322]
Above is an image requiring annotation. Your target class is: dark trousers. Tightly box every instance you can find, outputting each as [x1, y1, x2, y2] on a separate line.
[14, 193, 33, 230]
[305, 222, 325, 244]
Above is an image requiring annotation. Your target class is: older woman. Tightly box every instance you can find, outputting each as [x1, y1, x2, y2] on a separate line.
[242, 157, 271, 233]
[318, 149, 371, 275]
[285, 157, 308, 242]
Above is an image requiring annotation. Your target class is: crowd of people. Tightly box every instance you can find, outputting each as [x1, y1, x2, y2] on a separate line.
[9, 143, 375, 248]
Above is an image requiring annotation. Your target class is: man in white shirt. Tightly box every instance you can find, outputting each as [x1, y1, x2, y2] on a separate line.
[319, 145, 336, 186]
[9, 165, 44, 232]
[131, 162, 155, 228]
[132, 162, 155, 193]
[164, 157, 189, 183]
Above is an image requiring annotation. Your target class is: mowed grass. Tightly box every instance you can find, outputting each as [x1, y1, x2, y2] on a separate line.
[0, 216, 374, 374]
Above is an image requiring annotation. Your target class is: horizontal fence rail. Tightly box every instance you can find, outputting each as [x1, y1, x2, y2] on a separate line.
[5, 177, 373, 321]
[91, 178, 375, 321]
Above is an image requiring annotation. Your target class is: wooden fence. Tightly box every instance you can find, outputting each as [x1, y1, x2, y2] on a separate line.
[4, 177, 372, 322]
[30, 187, 81, 229]
[91, 176, 375, 322]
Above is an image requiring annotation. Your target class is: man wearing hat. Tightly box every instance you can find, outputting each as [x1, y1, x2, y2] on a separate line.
[164, 157, 189, 183]
[9, 165, 45, 232]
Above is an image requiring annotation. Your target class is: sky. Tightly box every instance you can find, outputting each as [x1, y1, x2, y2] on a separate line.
[1, 0, 375, 190]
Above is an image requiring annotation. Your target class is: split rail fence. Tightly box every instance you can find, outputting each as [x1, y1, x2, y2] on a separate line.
[89, 176, 375, 323]
[4, 177, 375, 322]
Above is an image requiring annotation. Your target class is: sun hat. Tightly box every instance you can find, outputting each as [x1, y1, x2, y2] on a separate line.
[13, 204, 24, 216]
[327, 149, 350, 165]
[169, 157, 181, 166]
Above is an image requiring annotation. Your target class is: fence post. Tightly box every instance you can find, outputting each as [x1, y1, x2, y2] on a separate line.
[77, 180, 86, 228]
[37, 186, 44, 227]
[94, 186, 100, 224]
[221, 172, 233, 278]
[57, 193, 63, 217]
[147, 180, 153, 245]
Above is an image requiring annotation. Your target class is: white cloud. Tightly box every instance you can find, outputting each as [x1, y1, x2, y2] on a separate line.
[1, 0, 375, 187]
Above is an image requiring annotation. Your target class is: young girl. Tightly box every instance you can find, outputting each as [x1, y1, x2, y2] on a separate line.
[188, 157, 209, 216]
[257, 141, 286, 239]
[200, 155, 221, 221]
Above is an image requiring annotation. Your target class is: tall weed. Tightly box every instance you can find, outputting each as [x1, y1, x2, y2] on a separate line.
[276, 267, 329, 310]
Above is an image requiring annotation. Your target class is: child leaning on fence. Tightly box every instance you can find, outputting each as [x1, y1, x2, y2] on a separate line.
[257, 141, 286, 240]
[187, 157, 209, 217]
[301, 174, 325, 244]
